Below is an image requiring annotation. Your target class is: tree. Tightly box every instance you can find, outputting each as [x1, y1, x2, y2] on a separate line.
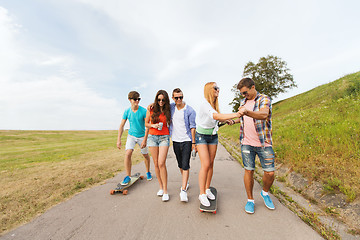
[230, 55, 297, 112]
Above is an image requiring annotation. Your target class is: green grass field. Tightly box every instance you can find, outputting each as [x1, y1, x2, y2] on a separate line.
[0, 130, 142, 234]
[219, 72, 360, 202]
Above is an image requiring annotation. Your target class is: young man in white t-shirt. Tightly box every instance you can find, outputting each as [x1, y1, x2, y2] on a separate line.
[169, 88, 196, 202]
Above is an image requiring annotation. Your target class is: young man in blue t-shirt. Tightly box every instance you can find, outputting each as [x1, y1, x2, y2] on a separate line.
[117, 91, 152, 185]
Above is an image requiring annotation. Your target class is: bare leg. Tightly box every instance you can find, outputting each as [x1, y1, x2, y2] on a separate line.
[149, 147, 162, 189]
[244, 169, 254, 199]
[182, 169, 189, 190]
[262, 171, 275, 192]
[205, 144, 217, 189]
[142, 153, 151, 173]
[124, 149, 133, 177]
[158, 146, 169, 194]
[197, 144, 210, 195]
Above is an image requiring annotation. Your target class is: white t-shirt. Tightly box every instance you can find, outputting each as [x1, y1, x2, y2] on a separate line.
[172, 105, 191, 142]
[196, 99, 218, 133]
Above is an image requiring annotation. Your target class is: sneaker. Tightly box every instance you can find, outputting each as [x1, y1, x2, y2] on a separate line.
[180, 188, 188, 202]
[206, 188, 215, 200]
[245, 201, 255, 214]
[162, 193, 169, 202]
[146, 172, 152, 181]
[261, 191, 275, 210]
[120, 176, 131, 186]
[157, 189, 164, 196]
[199, 194, 210, 207]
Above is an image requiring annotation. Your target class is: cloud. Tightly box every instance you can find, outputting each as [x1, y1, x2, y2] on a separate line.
[0, 6, 22, 82]
[156, 40, 219, 81]
[0, 6, 122, 130]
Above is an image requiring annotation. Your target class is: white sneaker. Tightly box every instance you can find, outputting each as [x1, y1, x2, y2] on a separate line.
[162, 193, 169, 202]
[157, 189, 164, 196]
[199, 194, 210, 207]
[206, 189, 215, 200]
[180, 188, 188, 202]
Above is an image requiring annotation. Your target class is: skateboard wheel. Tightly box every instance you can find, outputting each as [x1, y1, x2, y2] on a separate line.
[200, 210, 203, 213]
[123, 189, 128, 195]
[110, 190, 115, 195]
[140, 176, 144, 180]
[213, 211, 217, 214]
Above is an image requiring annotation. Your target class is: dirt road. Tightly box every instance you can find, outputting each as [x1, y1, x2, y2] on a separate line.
[1, 144, 322, 240]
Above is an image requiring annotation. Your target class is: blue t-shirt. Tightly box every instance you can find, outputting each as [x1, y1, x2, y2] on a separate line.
[122, 106, 147, 138]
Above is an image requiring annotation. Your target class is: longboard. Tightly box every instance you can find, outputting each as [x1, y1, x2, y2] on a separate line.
[110, 172, 143, 195]
[199, 187, 217, 214]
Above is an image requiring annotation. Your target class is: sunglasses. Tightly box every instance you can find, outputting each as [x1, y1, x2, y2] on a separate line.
[132, 98, 141, 101]
[213, 86, 220, 91]
[174, 96, 183, 100]
[240, 91, 248, 96]
[157, 98, 165, 102]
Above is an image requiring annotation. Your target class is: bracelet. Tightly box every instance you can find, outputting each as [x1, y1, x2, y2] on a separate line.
[232, 119, 235, 124]
[192, 143, 195, 144]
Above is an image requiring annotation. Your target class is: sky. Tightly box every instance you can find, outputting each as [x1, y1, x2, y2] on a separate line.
[1, 0, 359, 130]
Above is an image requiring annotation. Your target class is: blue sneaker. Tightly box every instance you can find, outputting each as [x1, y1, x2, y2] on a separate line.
[146, 172, 152, 181]
[245, 201, 255, 214]
[121, 176, 131, 185]
[261, 191, 275, 210]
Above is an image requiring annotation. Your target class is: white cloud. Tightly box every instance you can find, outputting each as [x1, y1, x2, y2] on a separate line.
[0, 6, 123, 130]
[157, 40, 219, 81]
[0, 6, 22, 82]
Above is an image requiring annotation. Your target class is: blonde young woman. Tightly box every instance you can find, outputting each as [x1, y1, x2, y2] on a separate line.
[196, 82, 241, 207]
[145, 90, 172, 202]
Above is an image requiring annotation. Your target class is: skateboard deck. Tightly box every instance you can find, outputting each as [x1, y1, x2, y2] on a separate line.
[110, 172, 143, 195]
[199, 187, 217, 214]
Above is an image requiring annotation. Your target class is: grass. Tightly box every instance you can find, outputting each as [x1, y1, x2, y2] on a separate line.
[219, 71, 360, 202]
[0, 130, 143, 234]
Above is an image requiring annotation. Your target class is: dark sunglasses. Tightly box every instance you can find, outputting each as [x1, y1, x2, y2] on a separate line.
[240, 91, 248, 96]
[157, 98, 165, 102]
[213, 86, 220, 91]
[174, 96, 183, 100]
[132, 98, 141, 101]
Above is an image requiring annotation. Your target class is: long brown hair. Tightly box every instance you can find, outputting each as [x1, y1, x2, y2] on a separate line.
[151, 90, 171, 125]
[204, 82, 219, 113]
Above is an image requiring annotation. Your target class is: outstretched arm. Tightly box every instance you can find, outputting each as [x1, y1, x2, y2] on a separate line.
[239, 106, 269, 120]
[212, 112, 241, 122]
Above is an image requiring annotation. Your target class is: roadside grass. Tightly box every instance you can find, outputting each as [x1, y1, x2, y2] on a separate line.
[0, 130, 142, 234]
[219, 72, 360, 202]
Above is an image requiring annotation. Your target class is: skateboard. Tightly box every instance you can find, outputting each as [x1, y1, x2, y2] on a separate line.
[199, 187, 217, 214]
[110, 172, 143, 195]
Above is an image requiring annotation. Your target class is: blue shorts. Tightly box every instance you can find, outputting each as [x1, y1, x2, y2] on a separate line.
[195, 132, 218, 145]
[241, 145, 275, 172]
[147, 134, 170, 147]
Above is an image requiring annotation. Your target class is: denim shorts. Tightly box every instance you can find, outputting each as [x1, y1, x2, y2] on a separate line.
[241, 145, 275, 172]
[195, 132, 218, 145]
[147, 134, 170, 147]
[173, 141, 192, 170]
[125, 134, 148, 154]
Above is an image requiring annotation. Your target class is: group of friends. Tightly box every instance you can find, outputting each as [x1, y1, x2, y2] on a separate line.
[116, 78, 276, 214]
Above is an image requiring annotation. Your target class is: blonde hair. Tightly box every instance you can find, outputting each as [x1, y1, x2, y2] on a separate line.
[204, 82, 219, 113]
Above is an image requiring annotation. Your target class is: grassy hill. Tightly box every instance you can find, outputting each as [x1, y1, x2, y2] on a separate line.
[0, 130, 138, 234]
[219, 71, 360, 202]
